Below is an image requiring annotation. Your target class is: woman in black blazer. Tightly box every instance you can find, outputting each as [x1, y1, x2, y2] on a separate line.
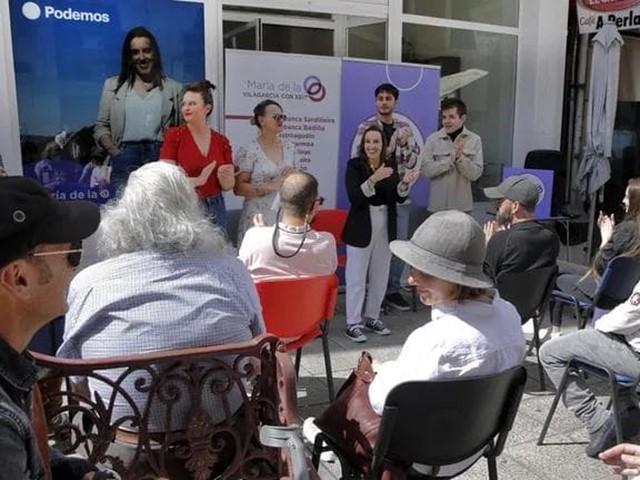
[342, 125, 417, 343]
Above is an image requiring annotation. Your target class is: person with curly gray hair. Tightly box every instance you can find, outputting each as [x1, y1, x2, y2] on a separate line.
[58, 161, 264, 430]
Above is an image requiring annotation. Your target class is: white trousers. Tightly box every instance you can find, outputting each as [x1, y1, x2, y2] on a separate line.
[345, 206, 392, 327]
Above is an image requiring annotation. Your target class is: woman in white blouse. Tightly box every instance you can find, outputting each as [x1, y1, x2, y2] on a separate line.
[233, 100, 297, 245]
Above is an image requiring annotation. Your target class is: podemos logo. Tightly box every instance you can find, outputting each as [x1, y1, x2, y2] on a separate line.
[21, 1, 110, 23]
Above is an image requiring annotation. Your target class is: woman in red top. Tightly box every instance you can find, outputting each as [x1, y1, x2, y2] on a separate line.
[160, 80, 235, 231]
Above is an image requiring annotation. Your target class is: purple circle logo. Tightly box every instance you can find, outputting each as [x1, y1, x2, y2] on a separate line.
[303, 75, 326, 102]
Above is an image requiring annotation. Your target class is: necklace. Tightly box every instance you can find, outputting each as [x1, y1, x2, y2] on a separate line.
[368, 160, 381, 172]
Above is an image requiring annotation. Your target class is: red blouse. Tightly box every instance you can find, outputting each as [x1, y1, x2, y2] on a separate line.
[160, 125, 233, 198]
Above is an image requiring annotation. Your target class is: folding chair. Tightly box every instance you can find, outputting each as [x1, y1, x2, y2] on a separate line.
[537, 358, 640, 457]
[551, 256, 640, 330]
[256, 274, 339, 402]
[496, 265, 557, 390]
[312, 366, 527, 480]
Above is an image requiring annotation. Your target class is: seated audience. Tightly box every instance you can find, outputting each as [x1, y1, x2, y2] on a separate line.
[540, 279, 640, 458]
[0, 176, 112, 479]
[58, 162, 265, 430]
[553, 178, 640, 334]
[310, 211, 526, 476]
[238, 171, 337, 280]
[482, 175, 560, 282]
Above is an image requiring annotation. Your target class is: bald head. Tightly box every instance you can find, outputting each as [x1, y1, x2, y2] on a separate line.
[280, 171, 319, 218]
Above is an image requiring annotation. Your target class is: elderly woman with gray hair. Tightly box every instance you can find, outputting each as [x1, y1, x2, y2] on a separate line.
[58, 161, 264, 432]
[307, 211, 526, 477]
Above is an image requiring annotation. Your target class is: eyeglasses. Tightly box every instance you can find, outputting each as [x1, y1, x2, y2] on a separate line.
[31, 241, 83, 268]
[271, 114, 287, 122]
[315, 197, 325, 206]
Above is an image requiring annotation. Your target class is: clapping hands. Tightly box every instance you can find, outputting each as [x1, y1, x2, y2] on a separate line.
[370, 163, 394, 184]
[597, 210, 615, 247]
[402, 168, 419, 184]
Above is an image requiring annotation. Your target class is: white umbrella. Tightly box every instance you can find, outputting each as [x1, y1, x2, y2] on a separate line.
[575, 23, 623, 259]
[439, 69, 488, 99]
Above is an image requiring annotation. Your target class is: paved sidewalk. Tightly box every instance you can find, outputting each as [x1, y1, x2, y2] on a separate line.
[294, 294, 633, 480]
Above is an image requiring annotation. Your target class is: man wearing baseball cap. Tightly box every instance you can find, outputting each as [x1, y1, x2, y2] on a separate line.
[482, 174, 559, 282]
[0, 176, 112, 479]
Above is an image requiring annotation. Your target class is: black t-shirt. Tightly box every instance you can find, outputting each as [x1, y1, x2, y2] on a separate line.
[484, 220, 560, 283]
[380, 121, 396, 145]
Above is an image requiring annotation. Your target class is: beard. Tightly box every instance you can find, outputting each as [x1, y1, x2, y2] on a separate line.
[496, 209, 513, 228]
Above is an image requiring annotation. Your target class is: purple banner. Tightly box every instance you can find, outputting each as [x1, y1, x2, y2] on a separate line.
[503, 167, 555, 219]
[337, 60, 440, 208]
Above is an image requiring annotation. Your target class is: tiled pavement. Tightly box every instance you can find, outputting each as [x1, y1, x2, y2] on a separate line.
[293, 293, 635, 480]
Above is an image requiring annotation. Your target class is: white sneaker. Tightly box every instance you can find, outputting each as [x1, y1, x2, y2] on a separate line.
[303, 417, 336, 462]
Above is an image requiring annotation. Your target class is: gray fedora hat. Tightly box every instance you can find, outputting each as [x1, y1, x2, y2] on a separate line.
[390, 210, 492, 289]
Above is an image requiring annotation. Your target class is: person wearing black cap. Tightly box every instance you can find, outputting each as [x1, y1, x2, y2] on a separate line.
[482, 174, 560, 283]
[0, 176, 114, 479]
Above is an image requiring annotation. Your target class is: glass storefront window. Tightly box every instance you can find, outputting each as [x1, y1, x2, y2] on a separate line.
[403, 0, 519, 28]
[402, 23, 517, 194]
[347, 21, 386, 60]
[263, 25, 333, 56]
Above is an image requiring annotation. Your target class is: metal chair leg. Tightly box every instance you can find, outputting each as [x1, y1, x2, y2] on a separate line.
[538, 364, 573, 445]
[321, 324, 335, 402]
[487, 454, 498, 480]
[531, 313, 546, 391]
[294, 348, 302, 377]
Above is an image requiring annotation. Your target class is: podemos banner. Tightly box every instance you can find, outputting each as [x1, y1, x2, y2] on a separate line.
[9, 0, 204, 202]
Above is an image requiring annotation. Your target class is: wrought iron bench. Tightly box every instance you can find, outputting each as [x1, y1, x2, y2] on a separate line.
[32, 334, 302, 480]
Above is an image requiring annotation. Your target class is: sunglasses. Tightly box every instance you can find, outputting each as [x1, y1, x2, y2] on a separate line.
[31, 241, 83, 268]
[271, 114, 287, 122]
[315, 196, 325, 206]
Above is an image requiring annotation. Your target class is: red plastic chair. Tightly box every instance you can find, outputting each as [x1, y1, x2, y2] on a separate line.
[311, 209, 348, 269]
[256, 274, 338, 402]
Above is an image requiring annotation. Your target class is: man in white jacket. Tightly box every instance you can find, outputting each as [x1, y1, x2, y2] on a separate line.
[540, 282, 640, 458]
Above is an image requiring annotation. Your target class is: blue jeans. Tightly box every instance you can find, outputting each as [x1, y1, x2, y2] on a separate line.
[201, 194, 228, 233]
[110, 141, 162, 194]
[387, 203, 411, 295]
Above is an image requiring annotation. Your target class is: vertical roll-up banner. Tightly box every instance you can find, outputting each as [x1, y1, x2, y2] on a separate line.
[224, 49, 342, 209]
[338, 60, 440, 208]
[9, 0, 204, 202]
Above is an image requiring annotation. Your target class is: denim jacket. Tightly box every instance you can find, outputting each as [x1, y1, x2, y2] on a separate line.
[0, 337, 95, 480]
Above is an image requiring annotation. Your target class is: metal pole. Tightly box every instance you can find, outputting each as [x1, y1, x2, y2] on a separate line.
[586, 190, 597, 262]
[570, 34, 590, 204]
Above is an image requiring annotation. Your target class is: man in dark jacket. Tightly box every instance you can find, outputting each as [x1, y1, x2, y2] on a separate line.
[0, 175, 111, 479]
[482, 175, 560, 282]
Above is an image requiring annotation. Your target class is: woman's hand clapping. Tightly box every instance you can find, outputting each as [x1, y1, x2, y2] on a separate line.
[597, 210, 615, 248]
[369, 163, 393, 184]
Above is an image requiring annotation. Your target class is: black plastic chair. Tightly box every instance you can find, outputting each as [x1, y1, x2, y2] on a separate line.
[496, 265, 557, 391]
[312, 366, 527, 480]
[551, 256, 640, 330]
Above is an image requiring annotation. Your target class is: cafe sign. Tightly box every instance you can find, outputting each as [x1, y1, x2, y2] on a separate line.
[577, 0, 640, 33]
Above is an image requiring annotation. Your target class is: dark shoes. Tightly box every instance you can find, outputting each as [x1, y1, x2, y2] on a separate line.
[585, 408, 640, 458]
[385, 292, 410, 312]
[585, 416, 617, 458]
